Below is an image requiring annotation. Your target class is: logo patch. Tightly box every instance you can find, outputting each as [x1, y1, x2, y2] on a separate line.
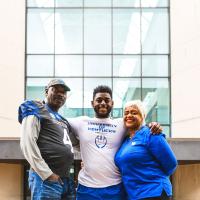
[95, 134, 107, 148]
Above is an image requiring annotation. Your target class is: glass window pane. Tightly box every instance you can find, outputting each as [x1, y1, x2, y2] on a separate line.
[84, 9, 111, 54]
[142, 9, 169, 54]
[142, 55, 168, 77]
[85, 0, 111, 7]
[141, 0, 169, 7]
[163, 126, 170, 137]
[113, 55, 141, 77]
[27, 0, 54, 7]
[113, 78, 141, 109]
[84, 78, 112, 109]
[27, 9, 54, 54]
[113, 0, 140, 7]
[113, 9, 140, 54]
[84, 55, 111, 77]
[112, 107, 123, 118]
[26, 78, 52, 100]
[60, 78, 83, 117]
[55, 0, 83, 7]
[27, 55, 54, 76]
[55, 55, 83, 77]
[55, 9, 83, 54]
[142, 78, 169, 124]
[26, 78, 83, 117]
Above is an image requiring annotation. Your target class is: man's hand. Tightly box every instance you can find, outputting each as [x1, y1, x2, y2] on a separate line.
[148, 122, 162, 134]
[46, 173, 64, 185]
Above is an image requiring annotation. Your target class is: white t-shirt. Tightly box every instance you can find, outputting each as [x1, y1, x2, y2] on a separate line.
[68, 116, 126, 188]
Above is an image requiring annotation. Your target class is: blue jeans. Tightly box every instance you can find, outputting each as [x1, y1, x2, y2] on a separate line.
[29, 170, 75, 200]
[76, 183, 127, 200]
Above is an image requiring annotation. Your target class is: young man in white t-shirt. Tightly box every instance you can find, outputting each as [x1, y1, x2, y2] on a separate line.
[68, 85, 161, 200]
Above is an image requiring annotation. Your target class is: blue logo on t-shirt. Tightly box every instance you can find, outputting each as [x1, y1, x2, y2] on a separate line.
[95, 135, 107, 148]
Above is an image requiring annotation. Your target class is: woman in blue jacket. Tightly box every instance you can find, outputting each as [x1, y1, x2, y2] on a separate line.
[115, 100, 177, 200]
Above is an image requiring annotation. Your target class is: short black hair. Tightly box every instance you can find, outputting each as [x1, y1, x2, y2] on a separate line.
[93, 85, 112, 100]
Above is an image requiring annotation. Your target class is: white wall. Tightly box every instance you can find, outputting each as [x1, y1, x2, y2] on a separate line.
[171, 0, 200, 137]
[0, 0, 25, 137]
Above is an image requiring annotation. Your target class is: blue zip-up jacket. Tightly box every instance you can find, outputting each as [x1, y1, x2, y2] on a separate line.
[115, 126, 177, 200]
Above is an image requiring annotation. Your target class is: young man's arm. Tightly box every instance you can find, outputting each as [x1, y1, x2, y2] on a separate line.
[67, 117, 82, 139]
[148, 122, 162, 134]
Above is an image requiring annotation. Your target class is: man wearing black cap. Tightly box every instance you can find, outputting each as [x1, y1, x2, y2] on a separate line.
[18, 79, 78, 200]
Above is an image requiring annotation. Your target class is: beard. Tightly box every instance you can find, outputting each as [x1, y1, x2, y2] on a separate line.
[93, 106, 112, 118]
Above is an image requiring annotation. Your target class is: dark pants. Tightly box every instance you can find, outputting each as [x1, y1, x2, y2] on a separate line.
[29, 170, 75, 200]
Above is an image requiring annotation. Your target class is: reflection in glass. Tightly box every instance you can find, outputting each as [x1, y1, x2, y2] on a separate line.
[84, 55, 111, 77]
[162, 126, 170, 138]
[27, 0, 54, 7]
[142, 9, 169, 53]
[55, 9, 83, 54]
[85, 0, 111, 7]
[26, 78, 52, 100]
[27, 55, 54, 76]
[27, 78, 83, 117]
[113, 78, 141, 108]
[113, 55, 140, 77]
[55, 0, 83, 7]
[112, 108, 123, 118]
[113, 9, 140, 54]
[142, 55, 168, 76]
[27, 9, 54, 53]
[60, 78, 83, 117]
[141, 0, 168, 7]
[84, 9, 111, 54]
[142, 78, 169, 124]
[83, 108, 94, 118]
[55, 55, 83, 77]
[113, 0, 140, 7]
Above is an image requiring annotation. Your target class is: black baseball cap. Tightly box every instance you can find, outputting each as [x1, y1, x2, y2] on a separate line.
[45, 79, 70, 91]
